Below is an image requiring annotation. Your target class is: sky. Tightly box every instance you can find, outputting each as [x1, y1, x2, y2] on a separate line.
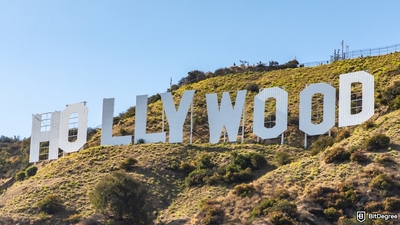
[0, 1, 399, 139]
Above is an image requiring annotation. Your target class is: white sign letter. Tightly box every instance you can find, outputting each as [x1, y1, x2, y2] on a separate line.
[29, 112, 60, 163]
[101, 98, 132, 146]
[134, 95, 166, 143]
[299, 83, 335, 135]
[58, 103, 88, 153]
[339, 71, 374, 127]
[253, 87, 287, 139]
[206, 90, 246, 143]
[160, 90, 195, 143]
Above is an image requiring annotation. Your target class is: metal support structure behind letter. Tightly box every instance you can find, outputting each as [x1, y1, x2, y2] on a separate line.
[241, 108, 245, 143]
[190, 101, 193, 145]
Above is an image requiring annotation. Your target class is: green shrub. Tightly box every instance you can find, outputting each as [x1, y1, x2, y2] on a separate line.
[392, 95, 400, 110]
[269, 211, 297, 225]
[119, 128, 128, 136]
[119, 157, 137, 170]
[233, 183, 255, 197]
[15, 170, 25, 181]
[384, 197, 400, 211]
[374, 154, 396, 166]
[246, 83, 259, 93]
[350, 150, 368, 162]
[334, 129, 350, 142]
[269, 199, 297, 216]
[369, 174, 393, 190]
[179, 162, 195, 173]
[250, 198, 277, 218]
[324, 147, 350, 163]
[25, 165, 38, 177]
[274, 151, 291, 166]
[137, 138, 145, 144]
[35, 194, 64, 214]
[381, 81, 400, 110]
[198, 199, 223, 225]
[89, 171, 149, 222]
[250, 198, 297, 219]
[198, 155, 215, 170]
[310, 136, 334, 155]
[249, 152, 267, 169]
[237, 167, 253, 181]
[362, 119, 375, 130]
[185, 169, 210, 186]
[363, 134, 390, 151]
[323, 207, 342, 219]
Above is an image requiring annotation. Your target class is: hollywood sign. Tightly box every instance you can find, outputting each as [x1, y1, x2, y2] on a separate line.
[29, 71, 374, 163]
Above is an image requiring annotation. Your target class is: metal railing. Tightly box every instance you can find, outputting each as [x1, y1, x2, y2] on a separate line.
[302, 43, 400, 67]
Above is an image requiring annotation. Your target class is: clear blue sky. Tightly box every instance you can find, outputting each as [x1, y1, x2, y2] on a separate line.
[1, 1, 399, 138]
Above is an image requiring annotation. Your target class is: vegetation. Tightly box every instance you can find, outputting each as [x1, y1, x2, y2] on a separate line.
[363, 134, 390, 151]
[185, 152, 266, 186]
[310, 136, 334, 155]
[324, 147, 350, 163]
[34, 194, 64, 214]
[119, 157, 137, 170]
[25, 165, 38, 177]
[89, 171, 150, 223]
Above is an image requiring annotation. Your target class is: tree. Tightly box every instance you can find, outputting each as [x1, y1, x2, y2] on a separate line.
[89, 171, 149, 223]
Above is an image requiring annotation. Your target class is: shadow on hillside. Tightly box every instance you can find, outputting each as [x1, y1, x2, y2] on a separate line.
[164, 218, 189, 225]
[389, 143, 400, 151]
[253, 163, 278, 180]
[132, 167, 184, 210]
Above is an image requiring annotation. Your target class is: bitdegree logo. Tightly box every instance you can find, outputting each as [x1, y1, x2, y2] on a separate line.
[368, 213, 398, 221]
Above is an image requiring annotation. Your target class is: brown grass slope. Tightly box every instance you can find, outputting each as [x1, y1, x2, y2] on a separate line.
[0, 53, 399, 224]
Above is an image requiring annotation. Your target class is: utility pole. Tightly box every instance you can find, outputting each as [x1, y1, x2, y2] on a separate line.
[341, 40, 344, 59]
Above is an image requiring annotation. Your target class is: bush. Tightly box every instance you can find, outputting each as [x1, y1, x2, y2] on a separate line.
[350, 150, 368, 162]
[363, 134, 390, 151]
[392, 95, 400, 110]
[384, 197, 400, 211]
[269, 211, 297, 225]
[233, 183, 255, 197]
[198, 199, 224, 225]
[246, 83, 259, 93]
[119, 157, 137, 170]
[374, 154, 396, 166]
[310, 136, 334, 155]
[35, 194, 63, 214]
[334, 129, 350, 142]
[89, 171, 149, 222]
[185, 169, 210, 186]
[179, 162, 195, 173]
[369, 174, 393, 190]
[274, 151, 291, 166]
[323, 207, 342, 219]
[119, 128, 128, 136]
[137, 138, 145, 144]
[15, 170, 25, 181]
[362, 119, 375, 130]
[250, 198, 297, 219]
[25, 165, 38, 178]
[237, 167, 254, 181]
[324, 147, 350, 163]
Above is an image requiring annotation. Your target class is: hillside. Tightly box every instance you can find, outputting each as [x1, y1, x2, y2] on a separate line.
[1, 53, 400, 225]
